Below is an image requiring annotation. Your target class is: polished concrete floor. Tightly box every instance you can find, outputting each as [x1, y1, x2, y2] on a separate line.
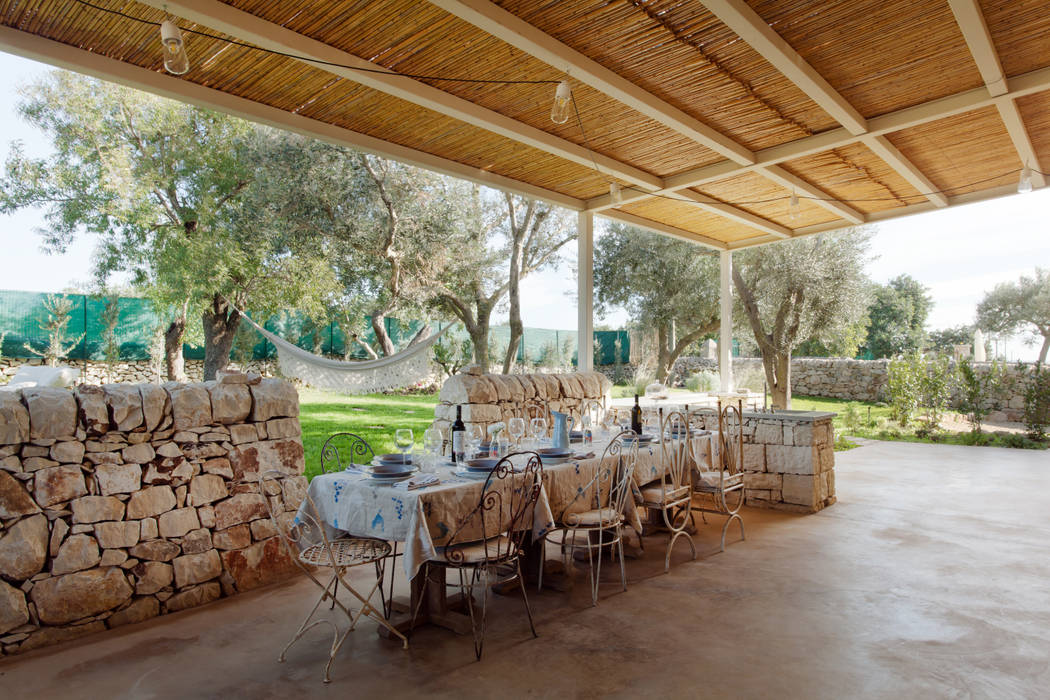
[2, 441, 1049, 699]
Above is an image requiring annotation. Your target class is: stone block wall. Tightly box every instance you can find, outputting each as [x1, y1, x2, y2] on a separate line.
[686, 411, 836, 514]
[431, 369, 612, 437]
[0, 357, 279, 386]
[0, 376, 306, 656]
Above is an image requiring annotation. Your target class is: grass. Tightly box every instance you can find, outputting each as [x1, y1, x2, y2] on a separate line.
[298, 387, 438, 480]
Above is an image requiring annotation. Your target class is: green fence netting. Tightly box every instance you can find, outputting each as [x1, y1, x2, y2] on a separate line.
[0, 290, 625, 365]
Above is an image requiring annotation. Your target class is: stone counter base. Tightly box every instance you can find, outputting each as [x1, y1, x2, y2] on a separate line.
[0, 376, 306, 656]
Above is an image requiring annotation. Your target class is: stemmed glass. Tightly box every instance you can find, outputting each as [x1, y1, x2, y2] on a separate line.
[423, 427, 443, 471]
[394, 428, 414, 464]
[530, 417, 548, 447]
[508, 417, 526, 447]
[468, 424, 486, 459]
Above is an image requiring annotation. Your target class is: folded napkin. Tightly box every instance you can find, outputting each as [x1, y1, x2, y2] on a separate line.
[573, 452, 596, 460]
[394, 474, 441, 490]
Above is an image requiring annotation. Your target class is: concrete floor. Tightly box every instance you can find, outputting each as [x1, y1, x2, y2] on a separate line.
[2, 441, 1049, 699]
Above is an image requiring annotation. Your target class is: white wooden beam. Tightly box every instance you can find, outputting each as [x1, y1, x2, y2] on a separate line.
[597, 210, 727, 251]
[755, 165, 865, 223]
[861, 135, 949, 207]
[140, 0, 663, 191]
[718, 250, 733, 392]
[672, 190, 792, 238]
[0, 25, 585, 212]
[948, 0, 1008, 96]
[585, 63, 1050, 211]
[700, 0, 867, 135]
[995, 99, 1046, 187]
[577, 211, 594, 372]
[428, 0, 755, 166]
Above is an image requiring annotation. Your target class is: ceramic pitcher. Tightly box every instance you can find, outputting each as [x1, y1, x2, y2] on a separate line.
[550, 410, 575, 451]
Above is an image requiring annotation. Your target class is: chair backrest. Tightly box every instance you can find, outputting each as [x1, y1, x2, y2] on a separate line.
[579, 398, 605, 431]
[559, 430, 638, 522]
[320, 432, 375, 473]
[719, 401, 744, 475]
[686, 407, 719, 469]
[444, 452, 544, 566]
[658, 410, 691, 492]
[520, 399, 550, 437]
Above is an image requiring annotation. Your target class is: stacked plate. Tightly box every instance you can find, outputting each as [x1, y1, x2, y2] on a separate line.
[536, 447, 573, 464]
[454, 458, 502, 479]
[365, 454, 417, 481]
[623, 434, 654, 445]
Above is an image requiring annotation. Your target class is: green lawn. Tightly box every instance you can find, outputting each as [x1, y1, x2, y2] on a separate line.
[297, 387, 439, 480]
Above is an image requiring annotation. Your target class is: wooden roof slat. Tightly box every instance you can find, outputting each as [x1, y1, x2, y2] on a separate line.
[699, 0, 867, 135]
[139, 0, 664, 190]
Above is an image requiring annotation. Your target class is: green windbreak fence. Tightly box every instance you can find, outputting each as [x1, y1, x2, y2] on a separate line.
[0, 290, 628, 364]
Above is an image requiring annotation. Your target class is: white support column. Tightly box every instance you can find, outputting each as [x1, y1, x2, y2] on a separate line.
[577, 211, 595, 372]
[719, 250, 734, 392]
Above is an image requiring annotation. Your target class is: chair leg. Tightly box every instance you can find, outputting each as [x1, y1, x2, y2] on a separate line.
[537, 534, 545, 593]
[616, 531, 627, 593]
[329, 576, 339, 610]
[589, 529, 600, 607]
[515, 558, 538, 639]
[720, 513, 746, 551]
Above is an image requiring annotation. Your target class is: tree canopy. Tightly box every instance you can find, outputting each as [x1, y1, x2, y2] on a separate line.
[862, 274, 932, 359]
[594, 223, 720, 383]
[977, 267, 1050, 364]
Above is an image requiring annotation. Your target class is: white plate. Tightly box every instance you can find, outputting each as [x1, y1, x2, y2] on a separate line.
[364, 467, 418, 481]
[453, 466, 492, 479]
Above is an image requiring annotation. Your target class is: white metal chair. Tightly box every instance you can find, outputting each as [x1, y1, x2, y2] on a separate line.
[639, 409, 696, 572]
[411, 452, 544, 660]
[539, 431, 639, 606]
[688, 401, 746, 551]
[262, 470, 407, 683]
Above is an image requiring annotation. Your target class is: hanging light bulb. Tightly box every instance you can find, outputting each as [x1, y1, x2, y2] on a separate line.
[550, 81, 572, 124]
[789, 191, 799, 221]
[609, 181, 622, 204]
[160, 20, 190, 75]
[1018, 164, 1033, 194]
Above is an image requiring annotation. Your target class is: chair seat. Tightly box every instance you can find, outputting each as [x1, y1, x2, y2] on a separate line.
[563, 507, 623, 528]
[299, 537, 391, 568]
[693, 470, 743, 492]
[443, 534, 517, 564]
[640, 483, 691, 506]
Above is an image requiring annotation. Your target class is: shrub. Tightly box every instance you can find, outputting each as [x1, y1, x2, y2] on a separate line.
[888, 352, 955, 434]
[1023, 365, 1050, 441]
[685, 370, 719, 393]
[957, 358, 1005, 434]
[887, 352, 922, 426]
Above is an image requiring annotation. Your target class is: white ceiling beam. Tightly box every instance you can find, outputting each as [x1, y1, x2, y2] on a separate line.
[861, 135, 948, 207]
[995, 99, 1046, 188]
[671, 190, 792, 238]
[598, 210, 727, 251]
[428, 0, 755, 166]
[700, 0, 867, 135]
[947, 0, 1044, 188]
[140, 0, 663, 191]
[948, 0, 1008, 96]
[755, 165, 865, 224]
[585, 63, 1050, 211]
[0, 25, 585, 212]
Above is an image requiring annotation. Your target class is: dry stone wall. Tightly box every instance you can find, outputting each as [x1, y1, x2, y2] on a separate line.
[431, 369, 612, 437]
[0, 375, 305, 656]
[0, 358, 278, 386]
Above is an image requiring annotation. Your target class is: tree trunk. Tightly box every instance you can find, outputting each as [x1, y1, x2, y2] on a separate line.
[370, 309, 396, 357]
[164, 317, 186, 382]
[201, 294, 242, 381]
[763, 349, 792, 409]
[471, 317, 491, 374]
[1039, 332, 1050, 366]
[655, 322, 672, 384]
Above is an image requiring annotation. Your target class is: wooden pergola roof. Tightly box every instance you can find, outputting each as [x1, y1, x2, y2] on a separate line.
[1, 0, 1048, 250]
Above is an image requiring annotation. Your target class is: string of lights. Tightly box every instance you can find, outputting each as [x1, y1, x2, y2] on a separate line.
[72, 0, 1046, 212]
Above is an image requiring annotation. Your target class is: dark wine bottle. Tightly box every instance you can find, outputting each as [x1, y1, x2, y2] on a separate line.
[630, 393, 643, 435]
[451, 405, 466, 464]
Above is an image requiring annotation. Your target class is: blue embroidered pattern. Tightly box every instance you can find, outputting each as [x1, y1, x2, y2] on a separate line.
[391, 497, 405, 520]
[371, 512, 384, 531]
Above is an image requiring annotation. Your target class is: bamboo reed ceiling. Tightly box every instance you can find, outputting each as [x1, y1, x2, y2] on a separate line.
[1, 0, 1048, 249]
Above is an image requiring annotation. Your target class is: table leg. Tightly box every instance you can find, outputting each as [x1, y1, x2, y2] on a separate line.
[380, 564, 474, 637]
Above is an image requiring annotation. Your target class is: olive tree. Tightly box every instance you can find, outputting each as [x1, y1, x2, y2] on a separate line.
[977, 267, 1050, 365]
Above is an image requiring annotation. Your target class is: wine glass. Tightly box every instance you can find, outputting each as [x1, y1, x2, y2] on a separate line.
[508, 417, 526, 446]
[530, 417, 548, 447]
[423, 427, 443, 471]
[394, 428, 414, 463]
[468, 424, 485, 459]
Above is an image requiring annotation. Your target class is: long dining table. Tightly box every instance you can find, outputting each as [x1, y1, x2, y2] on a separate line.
[299, 429, 712, 635]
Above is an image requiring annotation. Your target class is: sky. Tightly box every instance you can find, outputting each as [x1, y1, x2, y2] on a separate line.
[0, 52, 1047, 360]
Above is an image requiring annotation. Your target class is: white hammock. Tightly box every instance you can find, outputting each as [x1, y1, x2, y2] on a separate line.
[240, 314, 451, 394]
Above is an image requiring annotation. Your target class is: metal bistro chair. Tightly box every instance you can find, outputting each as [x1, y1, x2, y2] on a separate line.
[319, 432, 397, 615]
[539, 431, 639, 606]
[261, 470, 407, 683]
[688, 401, 746, 552]
[579, 397, 605, 434]
[412, 452, 544, 660]
[639, 410, 696, 572]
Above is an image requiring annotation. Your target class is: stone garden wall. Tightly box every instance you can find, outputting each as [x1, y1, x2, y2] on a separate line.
[0, 357, 279, 386]
[0, 375, 306, 656]
[431, 368, 612, 436]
